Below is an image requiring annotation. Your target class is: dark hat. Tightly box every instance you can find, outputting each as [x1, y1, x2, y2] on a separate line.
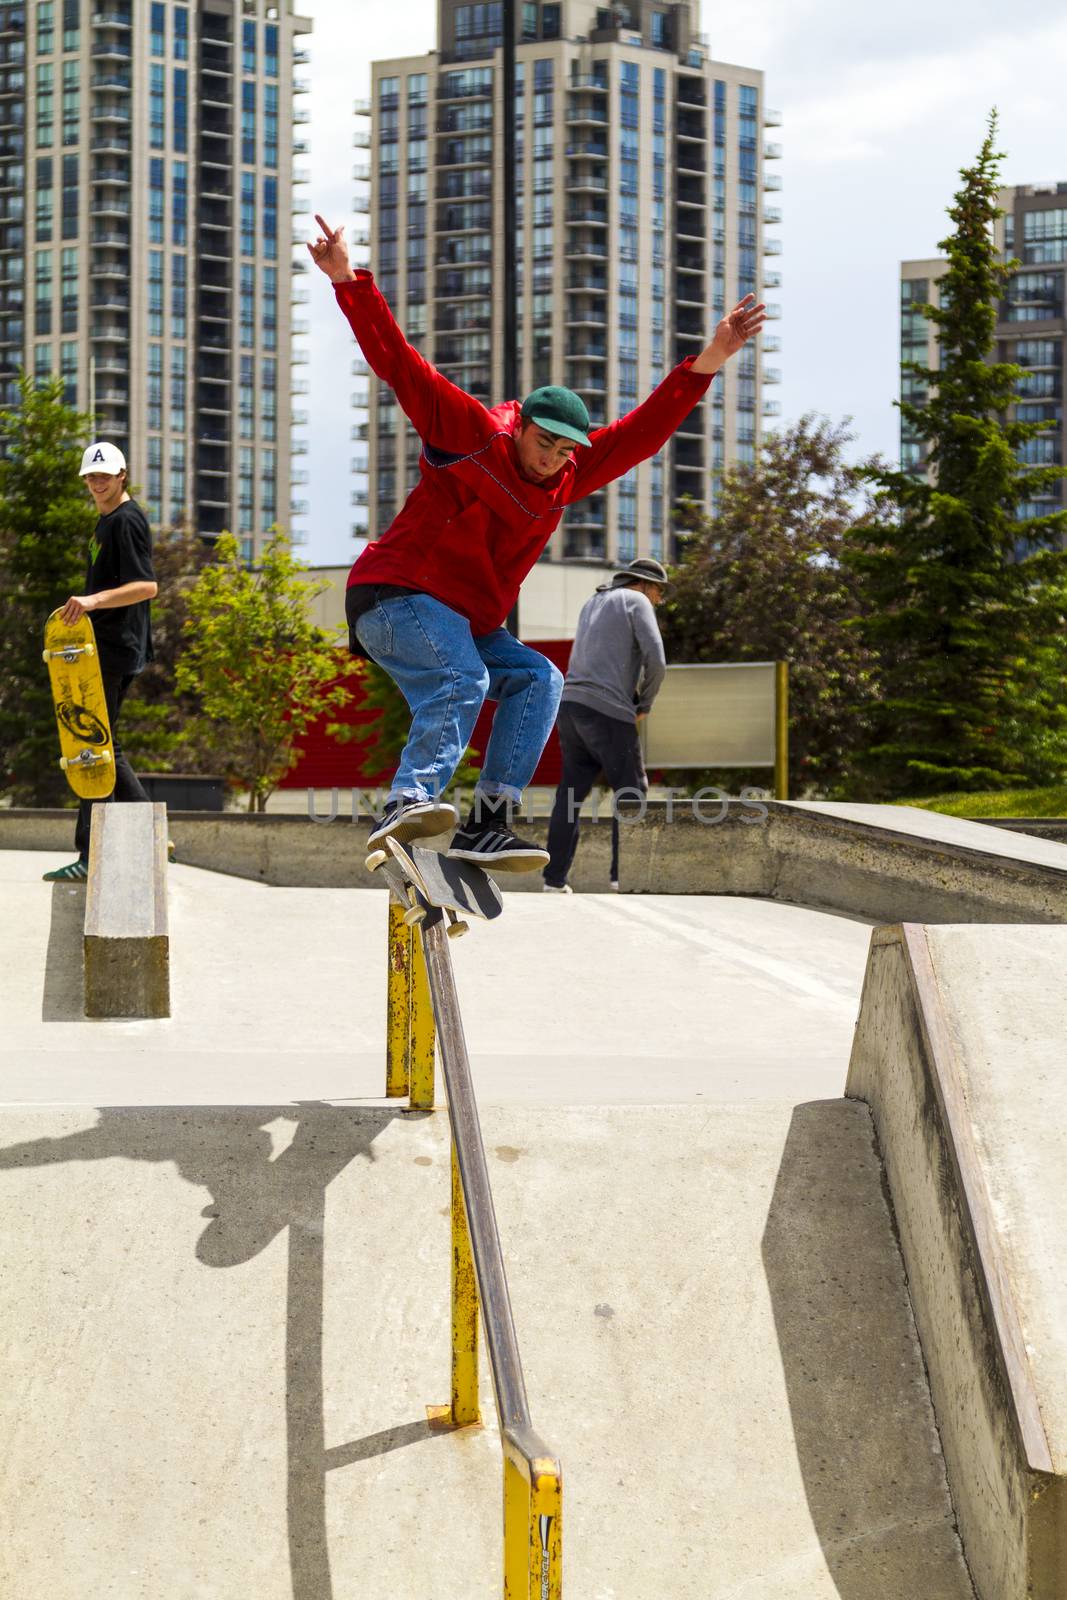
[520, 385, 592, 448]
[610, 557, 671, 589]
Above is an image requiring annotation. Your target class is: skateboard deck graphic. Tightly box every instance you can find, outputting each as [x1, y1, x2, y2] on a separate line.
[42, 608, 115, 800]
[366, 834, 503, 938]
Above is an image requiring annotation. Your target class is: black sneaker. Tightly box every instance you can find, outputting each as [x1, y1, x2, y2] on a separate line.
[447, 798, 549, 875]
[368, 796, 458, 848]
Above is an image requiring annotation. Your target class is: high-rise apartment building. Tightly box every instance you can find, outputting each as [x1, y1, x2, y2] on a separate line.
[0, 0, 311, 562]
[352, 0, 781, 565]
[901, 183, 1066, 533]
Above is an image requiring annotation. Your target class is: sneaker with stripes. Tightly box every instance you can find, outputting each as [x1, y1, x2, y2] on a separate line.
[446, 797, 548, 874]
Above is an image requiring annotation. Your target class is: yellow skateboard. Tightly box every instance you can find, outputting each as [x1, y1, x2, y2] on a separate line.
[42, 608, 115, 799]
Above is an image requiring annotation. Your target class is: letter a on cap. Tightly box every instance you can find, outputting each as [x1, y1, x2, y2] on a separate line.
[91, 448, 105, 463]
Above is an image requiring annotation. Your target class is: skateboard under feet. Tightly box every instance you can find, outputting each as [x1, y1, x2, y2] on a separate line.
[366, 834, 503, 939]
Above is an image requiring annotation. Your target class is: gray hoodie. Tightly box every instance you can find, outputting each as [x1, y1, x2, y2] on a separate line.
[560, 583, 667, 724]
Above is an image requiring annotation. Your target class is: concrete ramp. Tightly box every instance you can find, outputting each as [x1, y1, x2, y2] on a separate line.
[0, 1101, 976, 1600]
[848, 924, 1067, 1600]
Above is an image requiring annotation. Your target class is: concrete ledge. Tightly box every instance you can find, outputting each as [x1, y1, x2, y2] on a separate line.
[846, 924, 1067, 1600]
[84, 803, 170, 1019]
[8, 802, 1067, 924]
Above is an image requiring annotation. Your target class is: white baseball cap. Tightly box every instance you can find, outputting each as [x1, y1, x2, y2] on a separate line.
[79, 440, 127, 476]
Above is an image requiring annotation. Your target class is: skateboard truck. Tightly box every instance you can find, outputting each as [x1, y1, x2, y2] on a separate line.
[365, 848, 470, 939]
[43, 642, 96, 665]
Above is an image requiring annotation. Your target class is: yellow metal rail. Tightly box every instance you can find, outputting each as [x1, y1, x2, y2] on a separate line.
[383, 888, 563, 1597]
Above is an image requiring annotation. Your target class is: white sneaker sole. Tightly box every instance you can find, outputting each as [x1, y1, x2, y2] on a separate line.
[447, 845, 550, 875]
[368, 803, 458, 847]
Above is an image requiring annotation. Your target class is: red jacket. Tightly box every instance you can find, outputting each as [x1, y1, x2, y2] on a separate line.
[339, 271, 713, 636]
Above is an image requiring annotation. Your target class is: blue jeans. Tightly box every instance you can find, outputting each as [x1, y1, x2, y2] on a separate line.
[355, 592, 564, 805]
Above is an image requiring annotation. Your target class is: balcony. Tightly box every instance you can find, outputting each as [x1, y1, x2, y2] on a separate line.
[353, 96, 371, 116]
[567, 306, 607, 329]
[91, 8, 133, 25]
[566, 271, 607, 293]
[90, 289, 129, 312]
[91, 103, 131, 124]
[90, 260, 128, 280]
[764, 172, 782, 191]
[676, 113, 707, 142]
[566, 204, 608, 227]
[764, 108, 782, 127]
[764, 143, 782, 160]
[764, 206, 782, 224]
[90, 38, 130, 58]
[762, 367, 782, 384]
[90, 323, 128, 342]
[93, 164, 130, 185]
[566, 137, 608, 159]
[565, 236, 608, 260]
[90, 131, 130, 153]
[90, 71, 131, 90]
[569, 73, 608, 92]
[352, 128, 370, 149]
[565, 104, 609, 125]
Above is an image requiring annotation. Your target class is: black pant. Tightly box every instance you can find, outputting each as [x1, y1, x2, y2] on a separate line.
[74, 671, 149, 860]
[544, 702, 647, 887]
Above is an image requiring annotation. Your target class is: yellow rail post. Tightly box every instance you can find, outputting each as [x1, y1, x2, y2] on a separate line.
[504, 1442, 563, 1599]
[408, 925, 436, 1110]
[450, 1140, 480, 1425]
[385, 900, 411, 1099]
[774, 659, 789, 801]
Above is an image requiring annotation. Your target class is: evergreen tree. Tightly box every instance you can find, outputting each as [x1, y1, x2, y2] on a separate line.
[176, 531, 361, 811]
[846, 114, 1067, 796]
[660, 417, 882, 796]
[0, 375, 98, 805]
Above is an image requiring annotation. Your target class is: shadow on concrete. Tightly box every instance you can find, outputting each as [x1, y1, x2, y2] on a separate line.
[0, 1103, 422, 1600]
[41, 881, 86, 1021]
[760, 1100, 975, 1600]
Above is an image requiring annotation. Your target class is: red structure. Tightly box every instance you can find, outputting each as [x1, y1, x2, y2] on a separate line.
[282, 639, 574, 791]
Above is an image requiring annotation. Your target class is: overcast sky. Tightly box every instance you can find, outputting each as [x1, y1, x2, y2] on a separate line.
[295, 0, 1067, 569]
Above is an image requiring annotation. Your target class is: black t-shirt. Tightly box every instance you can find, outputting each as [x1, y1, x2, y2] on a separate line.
[85, 498, 155, 674]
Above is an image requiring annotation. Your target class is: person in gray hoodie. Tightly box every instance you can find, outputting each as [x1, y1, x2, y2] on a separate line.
[543, 557, 668, 891]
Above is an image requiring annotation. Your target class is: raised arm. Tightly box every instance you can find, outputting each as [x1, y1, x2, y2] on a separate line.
[570, 295, 766, 501]
[308, 214, 490, 452]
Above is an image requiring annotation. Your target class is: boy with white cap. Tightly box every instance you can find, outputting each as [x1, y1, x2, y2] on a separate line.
[43, 441, 158, 882]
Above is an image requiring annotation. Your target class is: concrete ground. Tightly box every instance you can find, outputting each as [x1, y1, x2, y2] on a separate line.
[0, 849, 976, 1599]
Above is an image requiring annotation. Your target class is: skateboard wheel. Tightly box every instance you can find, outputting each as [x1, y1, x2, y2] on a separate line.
[101, 752, 112, 765]
[59, 756, 69, 771]
[41, 648, 50, 662]
[364, 849, 388, 872]
[403, 905, 426, 927]
[84, 643, 95, 657]
[446, 919, 470, 940]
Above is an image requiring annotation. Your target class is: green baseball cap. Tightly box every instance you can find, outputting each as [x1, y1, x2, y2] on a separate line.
[520, 385, 592, 448]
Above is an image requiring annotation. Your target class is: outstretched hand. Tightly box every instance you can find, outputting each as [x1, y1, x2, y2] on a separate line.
[692, 294, 768, 373]
[307, 213, 354, 283]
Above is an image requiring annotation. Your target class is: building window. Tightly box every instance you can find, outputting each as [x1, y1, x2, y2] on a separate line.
[239, 354, 254, 438]
[149, 157, 164, 244]
[171, 250, 186, 339]
[1023, 208, 1067, 266]
[620, 61, 638, 130]
[34, 341, 52, 382]
[34, 247, 50, 335]
[521, 1, 537, 37]
[542, 2, 560, 37]
[169, 159, 185, 243]
[1005, 272, 1064, 322]
[240, 171, 254, 256]
[59, 244, 75, 331]
[35, 155, 52, 239]
[260, 448, 276, 522]
[241, 80, 255, 164]
[170, 343, 185, 434]
[262, 263, 276, 350]
[59, 336, 75, 403]
[35, 61, 52, 144]
[149, 0, 164, 56]
[263, 22, 277, 77]
[242, 18, 255, 74]
[149, 62, 164, 149]
[239, 262, 254, 347]
[263, 82, 277, 168]
[262, 175, 276, 259]
[36, 0, 54, 53]
[60, 152, 75, 239]
[173, 5, 187, 60]
[60, 57, 77, 144]
[61, 0, 77, 52]
[173, 66, 187, 153]
[148, 249, 163, 336]
[147, 341, 162, 430]
[454, 4, 503, 58]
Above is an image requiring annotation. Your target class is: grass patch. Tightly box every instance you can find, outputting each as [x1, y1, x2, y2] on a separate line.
[892, 786, 1067, 819]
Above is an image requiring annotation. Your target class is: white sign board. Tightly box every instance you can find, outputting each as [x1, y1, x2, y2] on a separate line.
[640, 662, 778, 768]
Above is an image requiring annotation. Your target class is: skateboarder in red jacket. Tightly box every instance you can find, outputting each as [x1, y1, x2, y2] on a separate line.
[309, 213, 764, 872]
